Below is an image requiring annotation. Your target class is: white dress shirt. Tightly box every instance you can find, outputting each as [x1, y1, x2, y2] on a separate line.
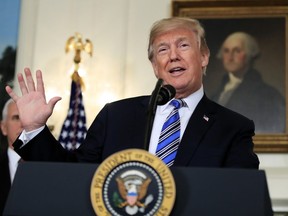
[7, 147, 21, 183]
[218, 73, 243, 106]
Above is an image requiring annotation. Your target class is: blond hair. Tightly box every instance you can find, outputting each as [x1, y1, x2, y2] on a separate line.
[148, 17, 210, 61]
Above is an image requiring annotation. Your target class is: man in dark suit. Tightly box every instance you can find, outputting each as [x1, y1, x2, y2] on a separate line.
[0, 99, 23, 215]
[6, 17, 259, 169]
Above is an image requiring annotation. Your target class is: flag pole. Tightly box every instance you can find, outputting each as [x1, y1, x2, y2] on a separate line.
[59, 33, 93, 150]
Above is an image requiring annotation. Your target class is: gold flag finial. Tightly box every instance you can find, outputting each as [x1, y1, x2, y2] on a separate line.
[65, 33, 93, 88]
[65, 32, 93, 64]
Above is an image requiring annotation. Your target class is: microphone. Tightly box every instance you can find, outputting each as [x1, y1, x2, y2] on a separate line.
[143, 79, 176, 151]
[157, 84, 176, 105]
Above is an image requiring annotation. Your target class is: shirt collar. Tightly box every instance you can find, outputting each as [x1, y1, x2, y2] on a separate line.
[228, 72, 243, 84]
[159, 85, 204, 113]
[7, 147, 21, 165]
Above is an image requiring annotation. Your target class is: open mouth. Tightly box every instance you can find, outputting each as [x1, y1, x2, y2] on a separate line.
[169, 67, 185, 73]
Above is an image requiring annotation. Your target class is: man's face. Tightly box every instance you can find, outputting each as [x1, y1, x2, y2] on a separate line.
[221, 37, 248, 77]
[1, 102, 23, 148]
[151, 28, 209, 98]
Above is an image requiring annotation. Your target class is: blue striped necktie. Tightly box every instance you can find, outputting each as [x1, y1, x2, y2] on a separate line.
[156, 99, 186, 167]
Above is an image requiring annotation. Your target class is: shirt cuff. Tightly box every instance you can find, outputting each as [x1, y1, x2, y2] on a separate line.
[19, 126, 45, 146]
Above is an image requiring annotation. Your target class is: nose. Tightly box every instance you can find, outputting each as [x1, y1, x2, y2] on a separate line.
[169, 46, 180, 62]
[224, 51, 234, 61]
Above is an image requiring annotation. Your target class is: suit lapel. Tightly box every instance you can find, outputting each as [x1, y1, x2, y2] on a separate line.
[134, 96, 151, 149]
[174, 95, 217, 166]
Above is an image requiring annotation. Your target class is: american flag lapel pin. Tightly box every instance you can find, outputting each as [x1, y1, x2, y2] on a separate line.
[203, 115, 209, 122]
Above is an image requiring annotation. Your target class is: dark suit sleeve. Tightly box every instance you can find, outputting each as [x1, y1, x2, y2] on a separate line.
[0, 151, 11, 215]
[12, 97, 147, 163]
[75, 104, 108, 163]
[13, 103, 112, 163]
[13, 126, 77, 162]
[224, 119, 259, 169]
[76, 98, 147, 163]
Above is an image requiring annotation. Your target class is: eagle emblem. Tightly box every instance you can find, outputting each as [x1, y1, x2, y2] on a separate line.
[114, 170, 154, 215]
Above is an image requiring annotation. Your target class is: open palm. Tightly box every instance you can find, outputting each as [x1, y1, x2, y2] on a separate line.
[6, 68, 61, 132]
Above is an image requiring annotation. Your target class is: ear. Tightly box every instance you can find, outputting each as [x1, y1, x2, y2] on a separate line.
[0, 121, 8, 136]
[201, 53, 209, 67]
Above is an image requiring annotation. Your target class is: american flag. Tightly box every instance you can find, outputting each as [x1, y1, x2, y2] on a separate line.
[58, 71, 87, 150]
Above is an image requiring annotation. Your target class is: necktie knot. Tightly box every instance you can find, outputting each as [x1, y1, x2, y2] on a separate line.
[170, 99, 186, 109]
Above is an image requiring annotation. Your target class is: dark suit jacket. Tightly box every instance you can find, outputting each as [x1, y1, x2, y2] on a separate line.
[14, 95, 259, 169]
[0, 150, 11, 215]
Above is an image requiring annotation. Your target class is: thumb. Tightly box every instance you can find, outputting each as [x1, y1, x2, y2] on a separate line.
[48, 96, 62, 109]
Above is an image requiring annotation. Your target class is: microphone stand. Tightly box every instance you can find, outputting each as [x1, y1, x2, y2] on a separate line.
[143, 79, 163, 151]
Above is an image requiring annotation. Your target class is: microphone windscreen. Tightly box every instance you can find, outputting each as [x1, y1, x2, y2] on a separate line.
[157, 85, 176, 105]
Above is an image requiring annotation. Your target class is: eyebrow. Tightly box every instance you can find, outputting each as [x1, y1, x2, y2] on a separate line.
[155, 37, 189, 48]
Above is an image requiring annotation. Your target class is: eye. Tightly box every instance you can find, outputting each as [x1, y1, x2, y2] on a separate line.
[179, 42, 190, 50]
[157, 46, 168, 54]
[222, 48, 231, 55]
[12, 115, 20, 121]
[180, 43, 189, 47]
[234, 48, 242, 53]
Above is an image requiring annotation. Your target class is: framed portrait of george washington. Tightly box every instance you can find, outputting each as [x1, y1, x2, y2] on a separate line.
[172, 0, 288, 152]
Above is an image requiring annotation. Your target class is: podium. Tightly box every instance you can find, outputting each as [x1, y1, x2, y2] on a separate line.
[4, 162, 273, 216]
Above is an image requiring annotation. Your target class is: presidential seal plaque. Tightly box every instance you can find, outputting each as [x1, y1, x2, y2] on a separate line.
[90, 149, 176, 216]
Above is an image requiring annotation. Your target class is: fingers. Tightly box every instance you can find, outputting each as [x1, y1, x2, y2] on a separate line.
[5, 68, 36, 102]
[17, 68, 43, 96]
[10, 68, 59, 106]
[5, 85, 19, 101]
[36, 70, 45, 96]
[18, 72, 29, 95]
[24, 68, 36, 92]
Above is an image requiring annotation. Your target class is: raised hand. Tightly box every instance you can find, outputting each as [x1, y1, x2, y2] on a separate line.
[5, 68, 62, 132]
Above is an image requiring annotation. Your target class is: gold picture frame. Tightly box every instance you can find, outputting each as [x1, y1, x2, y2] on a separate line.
[172, 0, 288, 153]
